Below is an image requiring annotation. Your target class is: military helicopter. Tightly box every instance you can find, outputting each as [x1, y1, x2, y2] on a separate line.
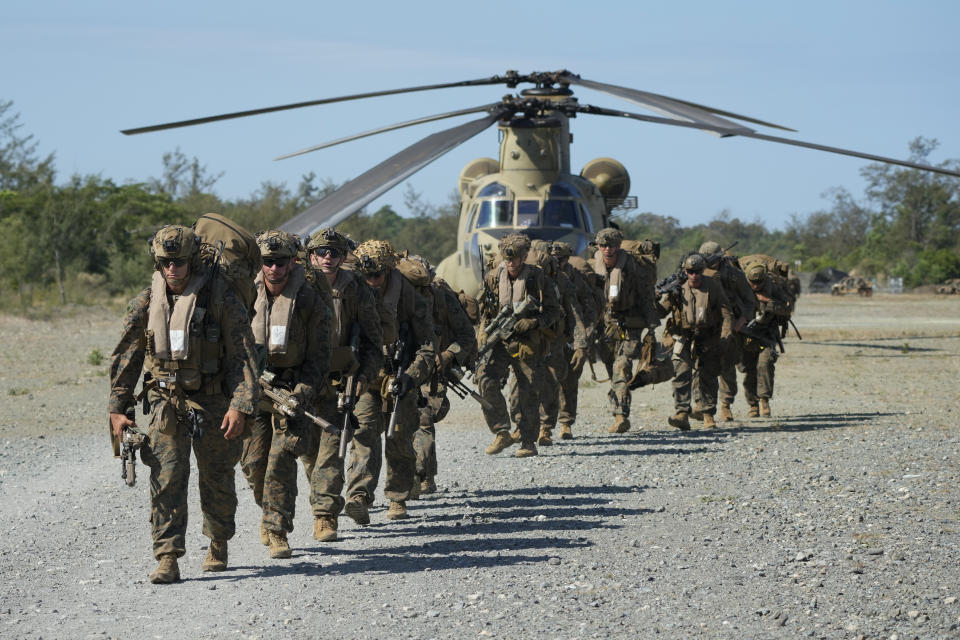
[122, 70, 960, 295]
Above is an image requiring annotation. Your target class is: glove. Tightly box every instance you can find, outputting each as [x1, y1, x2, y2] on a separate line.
[437, 349, 456, 369]
[392, 372, 415, 397]
[513, 318, 538, 335]
[569, 348, 588, 369]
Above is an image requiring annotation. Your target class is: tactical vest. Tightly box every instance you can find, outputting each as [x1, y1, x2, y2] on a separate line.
[671, 279, 721, 332]
[253, 269, 311, 373]
[378, 268, 415, 345]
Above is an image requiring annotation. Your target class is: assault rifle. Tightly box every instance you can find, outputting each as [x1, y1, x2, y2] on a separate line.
[337, 322, 362, 459]
[740, 319, 784, 353]
[703, 240, 739, 269]
[474, 295, 539, 369]
[655, 271, 687, 298]
[259, 371, 337, 433]
[386, 322, 416, 439]
[446, 366, 493, 411]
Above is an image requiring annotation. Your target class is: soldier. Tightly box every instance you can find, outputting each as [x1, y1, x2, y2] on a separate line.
[351, 240, 435, 521]
[299, 228, 383, 542]
[742, 263, 792, 417]
[108, 224, 258, 584]
[550, 242, 598, 440]
[591, 228, 660, 433]
[698, 241, 757, 422]
[658, 253, 733, 430]
[476, 233, 562, 457]
[239, 231, 331, 558]
[397, 255, 477, 493]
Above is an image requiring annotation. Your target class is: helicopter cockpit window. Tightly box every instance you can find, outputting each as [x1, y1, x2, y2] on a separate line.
[475, 199, 513, 228]
[578, 203, 594, 233]
[476, 183, 508, 198]
[548, 182, 580, 198]
[542, 200, 579, 227]
[517, 200, 539, 227]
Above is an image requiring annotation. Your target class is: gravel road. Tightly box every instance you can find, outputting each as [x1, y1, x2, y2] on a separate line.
[1, 294, 959, 639]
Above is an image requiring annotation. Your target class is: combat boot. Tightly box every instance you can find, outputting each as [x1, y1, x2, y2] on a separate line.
[313, 515, 338, 542]
[485, 430, 513, 455]
[515, 441, 539, 458]
[608, 415, 630, 434]
[747, 404, 760, 418]
[408, 480, 421, 501]
[420, 477, 437, 494]
[537, 427, 553, 446]
[344, 494, 370, 526]
[689, 405, 704, 421]
[149, 554, 180, 584]
[720, 403, 734, 422]
[202, 540, 228, 572]
[560, 424, 573, 440]
[268, 531, 292, 559]
[386, 500, 409, 520]
[759, 398, 771, 417]
[259, 522, 269, 546]
[668, 412, 691, 431]
[702, 413, 717, 429]
[510, 429, 522, 443]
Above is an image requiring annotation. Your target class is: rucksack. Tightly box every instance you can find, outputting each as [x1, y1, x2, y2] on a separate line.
[192, 213, 261, 311]
[739, 253, 790, 279]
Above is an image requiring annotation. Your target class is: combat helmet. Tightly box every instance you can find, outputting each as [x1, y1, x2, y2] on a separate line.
[256, 230, 300, 260]
[307, 227, 356, 255]
[499, 233, 531, 259]
[151, 225, 200, 270]
[746, 263, 767, 283]
[396, 253, 434, 287]
[699, 241, 722, 256]
[550, 241, 574, 258]
[682, 253, 707, 273]
[594, 227, 624, 247]
[354, 239, 397, 275]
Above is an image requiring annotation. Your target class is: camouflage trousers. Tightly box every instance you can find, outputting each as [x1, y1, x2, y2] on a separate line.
[716, 334, 744, 406]
[414, 380, 449, 482]
[347, 380, 419, 503]
[671, 333, 723, 415]
[741, 347, 778, 405]
[476, 342, 544, 443]
[558, 343, 584, 428]
[240, 408, 312, 534]
[508, 341, 567, 432]
[139, 397, 241, 560]
[602, 328, 645, 418]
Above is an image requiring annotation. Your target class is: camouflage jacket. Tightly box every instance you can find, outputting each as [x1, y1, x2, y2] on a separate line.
[753, 276, 792, 325]
[704, 258, 757, 322]
[375, 268, 436, 386]
[328, 268, 384, 385]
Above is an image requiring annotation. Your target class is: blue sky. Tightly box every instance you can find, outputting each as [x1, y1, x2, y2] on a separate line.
[3, 0, 957, 230]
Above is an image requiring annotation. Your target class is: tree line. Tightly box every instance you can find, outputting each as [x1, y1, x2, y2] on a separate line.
[1, 99, 958, 311]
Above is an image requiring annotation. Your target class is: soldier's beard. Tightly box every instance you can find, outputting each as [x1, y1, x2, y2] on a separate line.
[163, 273, 190, 290]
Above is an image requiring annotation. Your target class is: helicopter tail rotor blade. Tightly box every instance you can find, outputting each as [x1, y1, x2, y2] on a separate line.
[280, 105, 512, 237]
[578, 103, 960, 179]
[120, 76, 513, 135]
[275, 103, 503, 160]
[560, 73, 795, 134]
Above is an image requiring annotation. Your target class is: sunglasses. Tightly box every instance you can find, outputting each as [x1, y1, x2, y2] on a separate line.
[684, 269, 703, 276]
[263, 257, 291, 268]
[158, 257, 188, 269]
[365, 270, 385, 279]
[312, 247, 342, 259]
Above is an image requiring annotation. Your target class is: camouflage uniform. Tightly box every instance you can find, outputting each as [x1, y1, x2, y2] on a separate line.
[239, 231, 331, 543]
[658, 254, 733, 426]
[477, 234, 562, 455]
[351, 240, 435, 516]
[697, 242, 757, 417]
[108, 225, 258, 568]
[591, 228, 660, 431]
[741, 265, 792, 413]
[298, 229, 383, 534]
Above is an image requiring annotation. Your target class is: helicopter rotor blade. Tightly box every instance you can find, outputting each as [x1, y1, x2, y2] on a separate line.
[560, 73, 796, 134]
[577, 103, 960, 179]
[120, 76, 513, 135]
[280, 105, 512, 237]
[275, 103, 504, 160]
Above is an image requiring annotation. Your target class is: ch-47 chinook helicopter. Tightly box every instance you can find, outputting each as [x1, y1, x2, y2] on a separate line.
[122, 69, 960, 295]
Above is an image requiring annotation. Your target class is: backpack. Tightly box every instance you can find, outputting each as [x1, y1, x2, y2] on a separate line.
[192, 213, 261, 311]
[739, 253, 790, 279]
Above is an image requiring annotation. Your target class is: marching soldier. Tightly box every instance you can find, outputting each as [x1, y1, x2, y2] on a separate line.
[658, 253, 733, 430]
[240, 231, 331, 558]
[592, 228, 660, 433]
[299, 228, 383, 541]
[351, 240, 435, 521]
[742, 263, 792, 417]
[108, 224, 258, 583]
[476, 233, 562, 457]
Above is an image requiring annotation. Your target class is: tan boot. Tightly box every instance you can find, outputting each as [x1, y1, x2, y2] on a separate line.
[509, 429, 522, 442]
[689, 405, 704, 421]
[386, 500, 409, 520]
[485, 430, 513, 455]
[608, 415, 631, 434]
[344, 494, 370, 526]
[702, 413, 717, 429]
[202, 540, 228, 572]
[149, 554, 180, 584]
[419, 477, 437, 494]
[560, 424, 573, 440]
[668, 412, 690, 431]
[537, 427, 553, 446]
[313, 516, 338, 542]
[720, 403, 734, 422]
[408, 479, 421, 501]
[268, 531, 292, 559]
[748, 404, 760, 418]
[259, 522, 269, 546]
[515, 441, 539, 458]
[759, 398, 771, 417]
